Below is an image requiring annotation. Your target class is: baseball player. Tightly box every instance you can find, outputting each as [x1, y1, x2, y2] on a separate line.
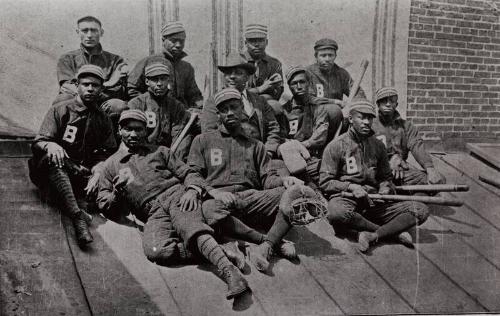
[127, 62, 193, 161]
[241, 24, 284, 111]
[29, 65, 117, 247]
[190, 88, 302, 273]
[97, 109, 249, 300]
[307, 38, 365, 139]
[319, 99, 429, 252]
[56, 16, 128, 120]
[200, 51, 283, 157]
[372, 87, 446, 186]
[128, 21, 203, 109]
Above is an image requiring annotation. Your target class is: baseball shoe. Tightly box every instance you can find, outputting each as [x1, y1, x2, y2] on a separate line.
[248, 242, 272, 272]
[396, 231, 414, 249]
[276, 240, 297, 260]
[221, 241, 246, 270]
[73, 210, 93, 247]
[221, 265, 250, 300]
[357, 231, 378, 252]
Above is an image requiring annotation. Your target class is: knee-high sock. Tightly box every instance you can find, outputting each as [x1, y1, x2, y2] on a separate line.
[47, 167, 81, 218]
[346, 212, 380, 232]
[375, 213, 416, 240]
[196, 234, 232, 271]
[217, 216, 265, 244]
[265, 211, 292, 247]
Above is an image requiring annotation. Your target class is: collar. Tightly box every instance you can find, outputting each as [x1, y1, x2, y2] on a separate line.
[162, 49, 188, 61]
[348, 126, 374, 143]
[242, 50, 268, 63]
[117, 142, 154, 162]
[80, 43, 103, 56]
[242, 89, 249, 99]
[68, 95, 89, 113]
[218, 124, 249, 139]
[378, 110, 403, 125]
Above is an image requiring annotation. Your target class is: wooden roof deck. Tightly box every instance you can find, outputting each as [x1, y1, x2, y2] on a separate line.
[1, 144, 500, 316]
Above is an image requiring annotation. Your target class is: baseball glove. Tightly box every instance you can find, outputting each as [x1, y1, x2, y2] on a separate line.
[280, 184, 328, 225]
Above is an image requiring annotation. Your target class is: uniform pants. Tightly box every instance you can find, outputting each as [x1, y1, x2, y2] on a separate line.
[202, 187, 285, 231]
[142, 186, 213, 266]
[269, 158, 320, 186]
[327, 197, 429, 229]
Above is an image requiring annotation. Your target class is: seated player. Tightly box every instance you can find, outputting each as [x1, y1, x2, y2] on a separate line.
[97, 109, 249, 300]
[190, 88, 303, 273]
[200, 51, 282, 158]
[319, 99, 429, 252]
[372, 87, 445, 186]
[29, 65, 117, 247]
[128, 62, 193, 161]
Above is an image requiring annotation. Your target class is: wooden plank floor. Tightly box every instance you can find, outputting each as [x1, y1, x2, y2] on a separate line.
[1, 153, 500, 315]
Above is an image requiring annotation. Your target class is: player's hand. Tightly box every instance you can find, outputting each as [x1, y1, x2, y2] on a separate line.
[46, 142, 68, 168]
[85, 172, 101, 196]
[258, 74, 282, 94]
[180, 188, 200, 212]
[112, 174, 129, 195]
[209, 189, 237, 207]
[389, 155, 409, 180]
[348, 183, 368, 199]
[282, 176, 304, 189]
[378, 186, 392, 195]
[427, 167, 446, 184]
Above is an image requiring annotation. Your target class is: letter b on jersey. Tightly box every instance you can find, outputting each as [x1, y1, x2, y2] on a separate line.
[210, 149, 223, 166]
[316, 84, 324, 98]
[346, 156, 359, 174]
[62, 125, 78, 143]
[145, 111, 157, 128]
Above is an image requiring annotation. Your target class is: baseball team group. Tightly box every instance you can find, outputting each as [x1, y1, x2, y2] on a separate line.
[28, 16, 447, 299]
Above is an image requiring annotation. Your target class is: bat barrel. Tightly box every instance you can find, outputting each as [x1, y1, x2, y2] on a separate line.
[340, 192, 463, 206]
[395, 184, 469, 192]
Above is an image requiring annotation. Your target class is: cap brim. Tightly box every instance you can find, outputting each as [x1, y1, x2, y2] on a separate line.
[77, 71, 104, 81]
[145, 70, 170, 78]
[286, 69, 306, 83]
[350, 108, 376, 116]
[314, 45, 338, 51]
[218, 64, 256, 75]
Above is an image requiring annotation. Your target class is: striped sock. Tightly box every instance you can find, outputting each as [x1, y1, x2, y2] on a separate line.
[196, 234, 232, 271]
[47, 167, 81, 218]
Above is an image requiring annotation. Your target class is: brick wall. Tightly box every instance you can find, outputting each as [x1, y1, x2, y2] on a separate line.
[407, 0, 500, 142]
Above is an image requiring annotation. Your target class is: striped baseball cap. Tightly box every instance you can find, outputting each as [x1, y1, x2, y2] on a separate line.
[214, 88, 241, 108]
[145, 62, 170, 77]
[161, 21, 186, 37]
[285, 65, 307, 83]
[244, 24, 268, 39]
[76, 64, 105, 81]
[119, 109, 148, 125]
[375, 86, 398, 102]
[314, 38, 338, 51]
[348, 98, 376, 117]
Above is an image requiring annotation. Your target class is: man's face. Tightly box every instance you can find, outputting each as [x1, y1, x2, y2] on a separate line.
[288, 72, 309, 98]
[162, 33, 186, 58]
[119, 120, 147, 150]
[349, 111, 374, 136]
[315, 48, 337, 71]
[245, 37, 268, 58]
[77, 76, 103, 104]
[77, 21, 103, 49]
[145, 74, 169, 97]
[217, 99, 244, 130]
[223, 67, 249, 92]
[376, 95, 398, 117]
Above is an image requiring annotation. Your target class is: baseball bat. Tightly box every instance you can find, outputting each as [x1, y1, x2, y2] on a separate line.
[395, 184, 469, 193]
[478, 174, 500, 189]
[171, 112, 198, 154]
[334, 59, 369, 139]
[340, 192, 463, 206]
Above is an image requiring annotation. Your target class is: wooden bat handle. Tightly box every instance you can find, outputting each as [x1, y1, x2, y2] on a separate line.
[395, 184, 469, 192]
[171, 112, 198, 154]
[340, 192, 463, 206]
[479, 175, 500, 189]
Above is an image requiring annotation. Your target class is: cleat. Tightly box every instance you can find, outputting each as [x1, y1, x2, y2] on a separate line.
[221, 241, 246, 270]
[357, 231, 378, 253]
[73, 211, 93, 246]
[248, 242, 272, 272]
[221, 265, 250, 300]
[397, 231, 414, 249]
[276, 240, 297, 260]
